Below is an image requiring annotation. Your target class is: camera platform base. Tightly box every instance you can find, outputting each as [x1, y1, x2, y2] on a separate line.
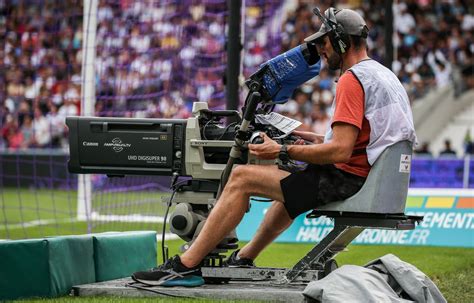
[202, 267, 321, 283]
[72, 277, 309, 302]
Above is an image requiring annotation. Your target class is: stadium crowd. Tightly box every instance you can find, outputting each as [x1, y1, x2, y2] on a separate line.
[1, 0, 83, 149]
[1, 0, 473, 155]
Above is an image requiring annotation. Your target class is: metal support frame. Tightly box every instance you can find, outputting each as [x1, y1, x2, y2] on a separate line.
[201, 214, 423, 284]
[283, 225, 364, 283]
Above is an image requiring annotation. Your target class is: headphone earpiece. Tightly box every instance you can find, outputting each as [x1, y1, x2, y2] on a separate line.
[312, 7, 354, 55]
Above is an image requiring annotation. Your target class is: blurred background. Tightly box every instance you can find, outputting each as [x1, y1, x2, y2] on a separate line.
[0, 0, 473, 239]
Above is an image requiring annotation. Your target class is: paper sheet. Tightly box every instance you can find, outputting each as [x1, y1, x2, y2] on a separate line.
[255, 112, 302, 134]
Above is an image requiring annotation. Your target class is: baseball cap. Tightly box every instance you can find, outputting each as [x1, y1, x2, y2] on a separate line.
[304, 8, 368, 43]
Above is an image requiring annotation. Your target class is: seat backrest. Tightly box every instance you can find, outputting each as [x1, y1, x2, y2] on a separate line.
[317, 140, 413, 214]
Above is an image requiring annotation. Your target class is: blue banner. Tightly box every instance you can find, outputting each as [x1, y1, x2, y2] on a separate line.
[236, 189, 474, 247]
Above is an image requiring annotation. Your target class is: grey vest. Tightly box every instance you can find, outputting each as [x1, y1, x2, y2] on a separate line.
[325, 59, 417, 165]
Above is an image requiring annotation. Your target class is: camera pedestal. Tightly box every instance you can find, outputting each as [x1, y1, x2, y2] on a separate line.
[163, 180, 238, 260]
[200, 213, 422, 284]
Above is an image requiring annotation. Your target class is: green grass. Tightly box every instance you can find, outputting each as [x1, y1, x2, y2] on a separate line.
[1, 189, 78, 223]
[0, 188, 171, 239]
[19, 298, 258, 303]
[1, 221, 165, 240]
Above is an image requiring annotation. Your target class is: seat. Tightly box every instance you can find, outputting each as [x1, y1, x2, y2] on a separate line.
[283, 140, 424, 283]
[314, 140, 412, 215]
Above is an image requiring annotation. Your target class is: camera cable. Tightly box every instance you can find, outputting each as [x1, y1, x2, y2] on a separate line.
[161, 176, 220, 264]
[161, 173, 181, 263]
[126, 281, 192, 298]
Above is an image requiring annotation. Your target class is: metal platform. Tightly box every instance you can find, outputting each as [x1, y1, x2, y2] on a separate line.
[72, 277, 309, 302]
[202, 267, 320, 282]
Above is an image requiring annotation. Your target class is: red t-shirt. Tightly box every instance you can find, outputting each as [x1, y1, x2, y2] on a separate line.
[332, 71, 371, 177]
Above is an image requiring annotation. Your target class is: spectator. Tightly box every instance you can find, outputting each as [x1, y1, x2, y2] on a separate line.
[427, 51, 452, 88]
[1, 114, 18, 148]
[33, 107, 52, 147]
[394, 3, 416, 35]
[58, 98, 78, 119]
[6, 123, 24, 150]
[465, 141, 474, 155]
[46, 104, 65, 147]
[463, 130, 473, 155]
[415, 142, 433, 157]
[293, 89, 312, 117]
[20, 114, 35, 148]
[311, 104, 330, 135]
[440, 139, 457, 156]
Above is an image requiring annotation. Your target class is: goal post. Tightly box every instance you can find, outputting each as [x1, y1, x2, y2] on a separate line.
[77, 0, 98, 221]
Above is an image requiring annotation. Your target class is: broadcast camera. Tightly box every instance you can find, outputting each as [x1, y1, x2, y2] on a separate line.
[67, 42, 321, 263]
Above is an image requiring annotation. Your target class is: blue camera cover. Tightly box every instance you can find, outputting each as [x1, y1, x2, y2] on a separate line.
[261, 45, 321, 103]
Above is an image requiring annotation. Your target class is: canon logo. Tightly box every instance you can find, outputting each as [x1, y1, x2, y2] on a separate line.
[83, 141, 99, 146]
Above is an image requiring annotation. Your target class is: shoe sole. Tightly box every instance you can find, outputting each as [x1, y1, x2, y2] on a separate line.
[132, 275, 205, 287]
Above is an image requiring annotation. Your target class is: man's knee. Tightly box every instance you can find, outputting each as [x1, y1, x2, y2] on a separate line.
[228, 165, 251, 186]
[227, 165, 263, 195]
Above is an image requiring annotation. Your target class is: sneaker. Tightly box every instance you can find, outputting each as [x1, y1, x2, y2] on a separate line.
[131, 255, 204, 287]
[224, 249, 255, 268]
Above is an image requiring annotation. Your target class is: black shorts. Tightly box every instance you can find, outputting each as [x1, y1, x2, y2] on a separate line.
[280, 164, 366, 219]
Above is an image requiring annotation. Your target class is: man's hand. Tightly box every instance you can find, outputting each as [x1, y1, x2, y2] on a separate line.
[292, 130, 324, 144]
[248, 132, 281, 160]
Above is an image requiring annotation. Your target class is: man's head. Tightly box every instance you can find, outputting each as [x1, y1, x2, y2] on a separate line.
[444, 139, 452, 148]
[304, 7, 369, 70]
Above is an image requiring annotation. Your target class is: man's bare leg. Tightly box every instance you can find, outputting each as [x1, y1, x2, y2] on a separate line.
[238, 201, 293, 260]
[180, 165, 290, 268]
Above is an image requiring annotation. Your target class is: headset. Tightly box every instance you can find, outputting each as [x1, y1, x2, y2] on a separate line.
[312, 7, 353, 55]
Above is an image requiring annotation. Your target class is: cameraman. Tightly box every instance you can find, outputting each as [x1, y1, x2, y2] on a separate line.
[132, 7, 416, 286]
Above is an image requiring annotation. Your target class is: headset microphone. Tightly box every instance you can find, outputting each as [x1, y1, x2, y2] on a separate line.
[337, 40, 347, 54]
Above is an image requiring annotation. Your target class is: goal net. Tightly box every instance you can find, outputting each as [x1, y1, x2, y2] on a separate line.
[0, 0, 285, 240]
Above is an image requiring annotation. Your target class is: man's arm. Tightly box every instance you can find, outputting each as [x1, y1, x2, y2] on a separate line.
[248, 122, 359, 165]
